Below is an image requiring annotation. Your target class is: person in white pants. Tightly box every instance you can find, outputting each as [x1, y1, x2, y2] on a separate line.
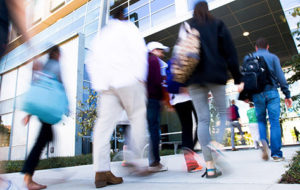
[86, 7, 148, 188]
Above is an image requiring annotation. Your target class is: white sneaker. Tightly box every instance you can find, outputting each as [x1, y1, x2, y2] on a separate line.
[148, 163, 168, 172]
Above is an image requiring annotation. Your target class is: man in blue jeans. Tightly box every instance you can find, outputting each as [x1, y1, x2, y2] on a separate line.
[244, 38, 292, 161]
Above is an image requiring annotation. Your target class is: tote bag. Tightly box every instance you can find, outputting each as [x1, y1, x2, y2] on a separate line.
[21, 72, 69, 124]
[171, 22, 201, 83]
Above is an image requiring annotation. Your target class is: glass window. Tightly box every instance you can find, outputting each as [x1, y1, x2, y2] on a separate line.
[85, 32, 97, 49]
[84, 20, 99, 36]
[0, 113, 12, 147]
[50, 0, 65, 12]
[83, 63, 91, 81]
[86, 8, 100, 25]
[129, 3, 150, 20]
[110, 0, 129, 17]
[150, 0, 175, 13]
[16, 63, 33, 96]
[129, 0, 149, 12]
[151, 4, 175, 27]
[0, 70, 17, 101]
[134, 16, 150, 31]
[87, 0, 101, 11]
[31, 0, 44, 24]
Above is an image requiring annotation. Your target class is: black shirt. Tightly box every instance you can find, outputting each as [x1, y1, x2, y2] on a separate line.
[187, 18, 242, 85]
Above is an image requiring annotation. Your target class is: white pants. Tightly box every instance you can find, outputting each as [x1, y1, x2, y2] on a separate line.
[93, 82, 148, 172]
[249, 123, 260, 142]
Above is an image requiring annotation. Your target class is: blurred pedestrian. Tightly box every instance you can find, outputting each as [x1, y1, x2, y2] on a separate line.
[244, 38, 292, 161]
[294, 127, 299, 142]
[228, 100, 246, 151]
[186, 1, 244, 178]
[166, 58, 203, 172]
[0, 0, 30, 58]
[146, 41, 169, 172]
[247, 102, 260, 149]
[86, 7, 149, 188]
[21, 45, 65, 190]
[1, 0, 31, 187]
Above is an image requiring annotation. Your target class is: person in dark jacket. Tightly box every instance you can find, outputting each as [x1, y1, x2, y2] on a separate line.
[187, 1, 244, 178]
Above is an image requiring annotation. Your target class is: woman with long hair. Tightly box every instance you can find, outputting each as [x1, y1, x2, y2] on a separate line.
[187, 1, 244, 178]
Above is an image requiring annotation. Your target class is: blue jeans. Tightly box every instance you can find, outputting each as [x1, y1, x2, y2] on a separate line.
[147, 99, 161, 165]
[252, 90, 282, 158]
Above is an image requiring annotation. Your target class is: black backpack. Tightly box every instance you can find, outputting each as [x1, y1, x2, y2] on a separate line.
[241, 54, 271, 94]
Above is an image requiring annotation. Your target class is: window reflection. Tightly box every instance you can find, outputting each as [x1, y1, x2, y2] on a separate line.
[150, 0, 174, 13]
[135, 16, 150, 31]
[151, 5, 175, 26]
[0, 114, 12, 147]
[109, 0, 177, 30]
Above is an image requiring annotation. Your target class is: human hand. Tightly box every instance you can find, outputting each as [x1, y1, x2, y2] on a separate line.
[285, 98, 292, 108]
[23, 115, 31, 126]
[237, 82, 244, 93]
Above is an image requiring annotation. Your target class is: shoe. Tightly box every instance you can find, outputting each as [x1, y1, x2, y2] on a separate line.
[188, 166, 203, 173]
[272, 156, 285, 162]
[261, 141, 269, 161]
[201, 168, 222, 178]
[231, 148, 238, 151]
[121, 161, 135, 167]
[183, 148, 203, 173]
[148, 163, 168, 172]
[95, 171, 123, 188]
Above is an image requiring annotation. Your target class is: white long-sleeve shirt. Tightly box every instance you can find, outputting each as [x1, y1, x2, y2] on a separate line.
[86, 19, 148, 91]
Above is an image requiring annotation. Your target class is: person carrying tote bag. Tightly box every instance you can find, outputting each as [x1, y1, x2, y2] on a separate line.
[20, 45, 68, 190]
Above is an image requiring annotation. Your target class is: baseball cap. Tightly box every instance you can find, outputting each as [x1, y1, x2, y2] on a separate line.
[147, 42, 169, 52]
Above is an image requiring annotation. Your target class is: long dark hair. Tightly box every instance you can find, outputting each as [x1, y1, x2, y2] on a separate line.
[193, 2, 214, 24]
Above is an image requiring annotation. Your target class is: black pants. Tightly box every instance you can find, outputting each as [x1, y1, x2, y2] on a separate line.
[174, 100, 198, 151]
[22, 122, 53, 175]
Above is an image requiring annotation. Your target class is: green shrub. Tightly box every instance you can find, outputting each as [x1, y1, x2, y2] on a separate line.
[1, 149, 177, 174]
[280, 151, 300, 184]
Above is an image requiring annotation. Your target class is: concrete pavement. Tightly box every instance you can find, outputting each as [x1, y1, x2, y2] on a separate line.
[1, 146, 299, 190]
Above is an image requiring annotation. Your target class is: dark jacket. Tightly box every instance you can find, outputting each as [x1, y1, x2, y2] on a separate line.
[187, 18, 242, 85]
[147, 53, 163, 100]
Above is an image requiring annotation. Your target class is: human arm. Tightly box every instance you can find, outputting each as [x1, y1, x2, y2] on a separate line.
[6, 0, 30, 42]
[272, 55, 292, 107]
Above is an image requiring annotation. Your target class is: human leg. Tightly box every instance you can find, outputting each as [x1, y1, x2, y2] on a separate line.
[265, 90, 282, 159]
[22, 122, 53, 189]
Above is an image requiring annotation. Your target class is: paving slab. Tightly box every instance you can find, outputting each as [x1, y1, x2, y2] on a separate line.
[1, 146, 299, 190]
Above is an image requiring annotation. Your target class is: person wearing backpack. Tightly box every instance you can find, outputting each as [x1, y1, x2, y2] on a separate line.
[243, 38, 292, 161]
[186, 1, 244, 178]
[228, 100, 246, 151]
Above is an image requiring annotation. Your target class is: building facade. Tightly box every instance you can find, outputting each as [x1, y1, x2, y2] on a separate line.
[0, 0, 299, 160]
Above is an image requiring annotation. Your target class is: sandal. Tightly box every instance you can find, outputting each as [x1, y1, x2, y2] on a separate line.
[201, 168, 222, 178]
